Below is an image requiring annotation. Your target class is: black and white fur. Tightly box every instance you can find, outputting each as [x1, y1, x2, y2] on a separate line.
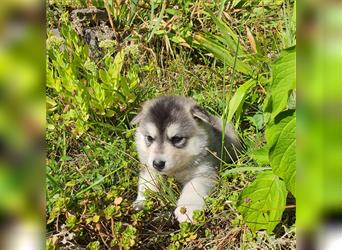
[131, 96, 241, 222]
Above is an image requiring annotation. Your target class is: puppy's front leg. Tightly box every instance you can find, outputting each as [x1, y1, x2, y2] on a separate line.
[133, 167, 159, 210]
[174, 175, 216, 223]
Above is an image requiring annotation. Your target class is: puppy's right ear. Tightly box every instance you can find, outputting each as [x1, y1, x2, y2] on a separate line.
[130, 111, 143, 126]
[190, 105, 211, 124]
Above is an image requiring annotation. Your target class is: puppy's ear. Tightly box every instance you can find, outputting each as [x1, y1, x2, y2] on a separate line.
[130, 111, 144, 126]
[190, 105, 211, 124]
[131, 100, 152, 126]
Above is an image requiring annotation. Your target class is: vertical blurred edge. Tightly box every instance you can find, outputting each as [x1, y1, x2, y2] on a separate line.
[298, 0, 342, 249]
[0, 0, 45, 249]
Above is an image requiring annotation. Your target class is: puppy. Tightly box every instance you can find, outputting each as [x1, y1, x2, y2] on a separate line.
[131, 96, 241, 222]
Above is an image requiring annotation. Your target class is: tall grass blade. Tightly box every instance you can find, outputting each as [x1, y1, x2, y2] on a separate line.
[148, 0, 167, 42]
[205, 9, 239, 43]
[227, 79, 256, 124]
[75, 165, 125, 198]
[193, 33, 252, 75]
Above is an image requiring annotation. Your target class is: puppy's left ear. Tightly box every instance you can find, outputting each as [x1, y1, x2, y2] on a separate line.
[190, 105, 211, 124]
[130, 111, 143, 126]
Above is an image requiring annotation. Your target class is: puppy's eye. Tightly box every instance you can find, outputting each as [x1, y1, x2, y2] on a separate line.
[146, 135, 154, 143]
[171, 136, 186, 146]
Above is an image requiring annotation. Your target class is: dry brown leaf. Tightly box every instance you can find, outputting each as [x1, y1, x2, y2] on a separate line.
[246, 26, 257, 54]
[114, 197, 123, 205]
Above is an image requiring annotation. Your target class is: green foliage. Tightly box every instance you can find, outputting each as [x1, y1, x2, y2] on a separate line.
[188, 3, 297, 234]
[192, 209, 206, 224]
[238, 46, 296, 232]
[265, 46, 296, 120]
[237, 171, 287, 232]
[193, 33, 252, 75]
[193, 10, 253, 75]
[227, 79, 256, 124]
[87, 241, 100, 250]
[169, 222, 197, 249]
[47, 14, 139, 138]
[268, 111, 296, 196]
[116, 225, 138, 249]
[66, 213, 77, 229]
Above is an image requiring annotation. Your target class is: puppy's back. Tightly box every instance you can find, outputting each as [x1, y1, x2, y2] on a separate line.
[208, 115, 242, 162]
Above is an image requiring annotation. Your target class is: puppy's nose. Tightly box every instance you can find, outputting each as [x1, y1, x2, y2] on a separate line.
[153, 160, 165, 170]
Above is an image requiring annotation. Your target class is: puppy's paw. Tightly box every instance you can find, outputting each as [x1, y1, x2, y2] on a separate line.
[132, 199, 145, 211]
[174, 205, 202, 223]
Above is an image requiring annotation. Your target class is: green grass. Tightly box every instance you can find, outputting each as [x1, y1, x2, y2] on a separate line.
[46, 0, 296, 249]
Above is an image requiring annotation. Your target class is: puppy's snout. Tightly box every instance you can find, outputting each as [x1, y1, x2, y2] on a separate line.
[153, 160, 165, 170]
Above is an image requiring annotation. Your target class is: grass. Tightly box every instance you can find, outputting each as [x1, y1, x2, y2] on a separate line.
[46, 0, 296, 249]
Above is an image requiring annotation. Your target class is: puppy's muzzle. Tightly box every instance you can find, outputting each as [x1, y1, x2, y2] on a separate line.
[153, 160, 165, 171]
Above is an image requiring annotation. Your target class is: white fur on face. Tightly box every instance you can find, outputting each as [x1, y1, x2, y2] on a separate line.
[160, 144, 193, 175]
[147, 142, 165, 169]
[135, 130, 148, 165]
[166, 123, 181, 138]
[185, 127, 208, 156]
[136, 122, 209, 176]
[145, 122, 158, 138]
[136, 122, 158, 165]
[136, 122, 164, 171]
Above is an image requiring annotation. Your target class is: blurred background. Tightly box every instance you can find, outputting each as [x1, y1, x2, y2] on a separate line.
[0, 0, 44, 249]
[0, 0, 341, 249]
[297, 0, 342, 249]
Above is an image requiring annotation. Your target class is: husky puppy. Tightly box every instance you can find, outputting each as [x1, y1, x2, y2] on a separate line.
[131, 96, 241, 223]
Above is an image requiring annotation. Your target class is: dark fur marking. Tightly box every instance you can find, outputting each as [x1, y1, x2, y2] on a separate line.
[147, 96, 185, 136]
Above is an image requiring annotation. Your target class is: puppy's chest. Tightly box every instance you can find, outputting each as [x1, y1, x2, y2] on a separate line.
[173, 168, 195, 183]
[173, 161, 216, 183]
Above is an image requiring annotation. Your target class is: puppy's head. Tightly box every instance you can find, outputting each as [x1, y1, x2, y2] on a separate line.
[131, 96, 211, 175]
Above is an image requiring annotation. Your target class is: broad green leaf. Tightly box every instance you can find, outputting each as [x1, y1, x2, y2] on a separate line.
[269, 46, 296, 119]
[266, 110, 294, 146]
[108, 49, 125, 85]
[227, 79, 256, 122]
[193, 33, 252, 75]
[268, 111, 296, 196]
[237, 171, 287, 232]
[250, 145, 270, 166]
